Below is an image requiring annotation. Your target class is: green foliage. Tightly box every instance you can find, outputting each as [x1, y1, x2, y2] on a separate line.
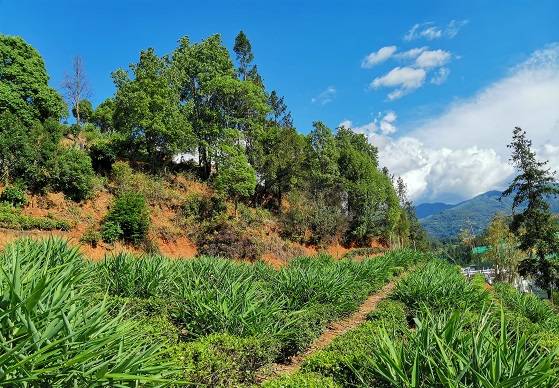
[502, 127, 559, 296]
[80, 226, 101, 247]
[72, 99, 93, 124]
[103, 191, 150, 244]
[0, 183, 27, 207]
[281, 191, 347, 245]
[50, 146, 95, 201]
[263, 372, 341, 388]
[92, 97, 115, 132]
[0, 113, 61, 191]
[0, 203, 70, 230]
[0, 237, 175, 385]
[0, 34, 67, 125]
[364, 309, 558, 387]
[214, 145, 256, 209]
[98, 252, 171, 298]
[179, 333, 277, 386]
[113, 47, 195, 169]
[181, 191, 226, 221]
[101, 220, 122, 243]
[87, 130, 122, 173]
[366, 299, 407, 327]
[256, 125, 306, 208]
[494, 282, 559, 330]
[394, 259, 490, 314]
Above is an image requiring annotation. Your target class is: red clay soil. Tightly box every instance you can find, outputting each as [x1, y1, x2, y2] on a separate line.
[265, 274, 403, 379]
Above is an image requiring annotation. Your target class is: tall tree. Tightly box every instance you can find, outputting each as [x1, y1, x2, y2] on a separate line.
[172, 35, 267, 179]
[483, 214, 524, 283]
[0, 35, 66, 125]
[113, 48, 194, 170]
[172, 35, 236, 179]
[233, 31, 254, 81]
[268, 90, 293, 128]
[501, 127, 559, 298]
[256, 125, 306, 208]
[92, 98, 115, 132]
[72, 99, 93, 124]
[214, 144, 256, 215]
[62, 56, 90, 125]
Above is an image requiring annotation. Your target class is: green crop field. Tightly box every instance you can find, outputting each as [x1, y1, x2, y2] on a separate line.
[0, 237, 426, 386]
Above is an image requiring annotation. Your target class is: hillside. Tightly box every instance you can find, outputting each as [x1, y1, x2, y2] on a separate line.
[419, 190, 559, 240]
[415, 202, 456, 218]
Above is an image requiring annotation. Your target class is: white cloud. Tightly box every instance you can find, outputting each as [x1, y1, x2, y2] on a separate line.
[430, 67, 450, 85]
[379, 111, 397, 135]
[404, 20, 468, 41]
[311, 86, 336, 105]
[373, 135, 514, 202]
[338, 119, 353, 129]
[415, 49, 452, 68]
[412, 43, 559, 156]
[354, 43, 559, 203]
[361, 46, 397, 68]
[371, 66, 426, 100]
[394, 46, 428, 60]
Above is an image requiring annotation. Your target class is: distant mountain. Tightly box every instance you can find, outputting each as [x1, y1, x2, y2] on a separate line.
[419, 190, 559, 241]
[415, 202, 456, 219]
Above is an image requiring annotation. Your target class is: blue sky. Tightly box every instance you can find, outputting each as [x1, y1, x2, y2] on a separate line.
[1, 0, 558, 203]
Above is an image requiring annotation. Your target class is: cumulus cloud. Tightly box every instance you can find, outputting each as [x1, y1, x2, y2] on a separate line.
[365, 47, 453, 98]
[404, 20, 469, 41]
[361, 46, 397, 68]
[351, 43, 559, 203]
[379, 111, 397, 135]
[311, 86, 336, 105]
[375, 134, 514, 202]
[415, 49, 452, 68]
[371, 66, 426, 100]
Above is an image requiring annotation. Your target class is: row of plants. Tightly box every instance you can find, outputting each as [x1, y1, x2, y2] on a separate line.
[0, 237, 426, 386]
[93, 249, 427, 386]
[267, 260, 559, 387]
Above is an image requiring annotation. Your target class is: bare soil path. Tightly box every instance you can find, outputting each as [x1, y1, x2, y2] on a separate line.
[264, 273, 404, 380]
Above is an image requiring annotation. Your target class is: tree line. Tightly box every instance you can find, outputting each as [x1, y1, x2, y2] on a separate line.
[0, 32, 427, 248]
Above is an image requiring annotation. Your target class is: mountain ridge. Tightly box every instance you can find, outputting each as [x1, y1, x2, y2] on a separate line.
[418, 190, 559, 241]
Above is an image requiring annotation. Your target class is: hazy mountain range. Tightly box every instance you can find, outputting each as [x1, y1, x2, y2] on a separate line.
[418, 190, 559, 241]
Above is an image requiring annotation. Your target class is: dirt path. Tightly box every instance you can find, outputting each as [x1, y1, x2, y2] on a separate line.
[264, 274, 403, 380]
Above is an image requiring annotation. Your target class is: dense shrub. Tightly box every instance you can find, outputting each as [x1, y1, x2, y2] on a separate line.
[281, 191, 347, 246]
[97, 252, 171, 298]
[101, 220, 123, 243]
[196, 218, 262, 260]
[494, 282, 559, 329]
[103, 191, 150, 244]
[359, 309, 559, 387]
[181, 191, 226, 221]
[79, 226, 101, 247]
[366, 299, 407, 328]
[87, 132, 123, 174]
[178, 333, 277, 386]
[50, 147, 95, 201]
[263, 372, 341, 388]
[0, 183, 27, 207]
